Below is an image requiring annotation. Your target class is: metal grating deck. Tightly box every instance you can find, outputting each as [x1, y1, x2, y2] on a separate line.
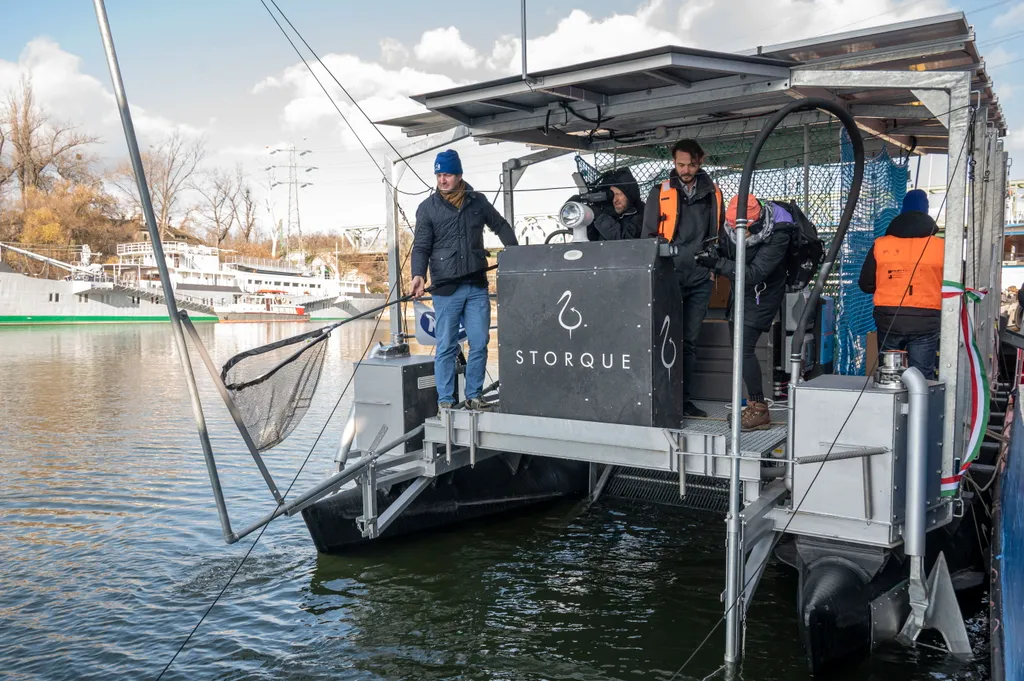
[681, 400, 787, 457]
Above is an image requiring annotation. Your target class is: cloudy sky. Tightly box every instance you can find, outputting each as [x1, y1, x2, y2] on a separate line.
[1, 0, 1020, 239]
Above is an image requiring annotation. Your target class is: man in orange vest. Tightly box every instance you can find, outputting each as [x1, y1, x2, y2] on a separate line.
[643, 139, 724, 417]
[858, 189, 944, 379]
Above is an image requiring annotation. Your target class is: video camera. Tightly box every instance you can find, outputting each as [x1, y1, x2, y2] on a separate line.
[573, 189, 611, 205]
[567, 171, 610, 206]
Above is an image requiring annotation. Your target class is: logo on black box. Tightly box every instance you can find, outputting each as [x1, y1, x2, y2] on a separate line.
[557, 290, 582, 338]
[512, 288, 632, 371]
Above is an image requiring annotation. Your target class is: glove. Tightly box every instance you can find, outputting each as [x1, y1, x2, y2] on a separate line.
[695, 251, 723, 273]
[695, 250, 717, 268]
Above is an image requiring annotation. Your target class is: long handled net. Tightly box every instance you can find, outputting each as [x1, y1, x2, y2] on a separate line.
[221, 326, 333, 452]
[217, 267, 496, 453]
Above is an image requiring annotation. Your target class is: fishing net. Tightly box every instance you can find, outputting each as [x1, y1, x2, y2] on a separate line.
[220, 326, 332, 452]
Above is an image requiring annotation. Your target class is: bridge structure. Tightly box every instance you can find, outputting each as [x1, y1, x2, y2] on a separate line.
[335, 224, 390, 255]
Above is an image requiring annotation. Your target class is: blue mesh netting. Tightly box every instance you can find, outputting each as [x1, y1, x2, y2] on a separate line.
[574, 122, 908, 375]
[836, 130, 908, 375]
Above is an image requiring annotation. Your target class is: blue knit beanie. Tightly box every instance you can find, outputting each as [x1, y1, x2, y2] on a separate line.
[434, 149, 463, 175]
[902, 189, 928, 214]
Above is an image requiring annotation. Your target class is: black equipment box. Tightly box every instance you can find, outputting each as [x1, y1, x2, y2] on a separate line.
[690, 319, 778, 401]
[497, 239, 685, 427]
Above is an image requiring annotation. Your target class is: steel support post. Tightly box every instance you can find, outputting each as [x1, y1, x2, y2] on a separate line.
[989, 143, 1009, 378]
[938, 74, 972, 506]
[385, 157, 404, 343]
[500, 148, 573, 235]
[968, 108, 989, 293]
[724, 217, 749, 666]
[978, 128, 1000, 374]
[180, 314, 284, 505]
[93, 0, 232, 542]
[520, 0, 528, 80]
[803, 124, 811, 207]
[992, 142, 1009, 304]
[502, 161, 516, 226]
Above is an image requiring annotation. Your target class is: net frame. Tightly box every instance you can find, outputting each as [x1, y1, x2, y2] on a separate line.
[220, 326, 333, 453]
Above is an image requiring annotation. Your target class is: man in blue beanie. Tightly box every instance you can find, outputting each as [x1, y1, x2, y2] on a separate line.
[411, 149, 518, 411]
[902, 188, 929, 215]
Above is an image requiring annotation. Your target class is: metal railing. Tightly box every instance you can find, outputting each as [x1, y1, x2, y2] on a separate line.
[116, 241, 220, 257]
[223, 254, 304, 273]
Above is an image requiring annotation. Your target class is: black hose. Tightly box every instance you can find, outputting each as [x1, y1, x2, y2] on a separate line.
[734, 97, 865, 370]
[545, 228, 573, 244]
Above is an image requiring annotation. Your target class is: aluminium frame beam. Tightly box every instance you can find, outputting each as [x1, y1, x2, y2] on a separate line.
[501, 147, 574, 227]
[420, 52, 790, 113]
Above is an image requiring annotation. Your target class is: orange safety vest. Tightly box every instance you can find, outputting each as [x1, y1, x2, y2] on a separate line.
[872, 235, 944, 309]
[657, 180, 723, 242]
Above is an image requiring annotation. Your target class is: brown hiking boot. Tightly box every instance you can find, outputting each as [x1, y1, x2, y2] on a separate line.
[741, 401, 771, 431]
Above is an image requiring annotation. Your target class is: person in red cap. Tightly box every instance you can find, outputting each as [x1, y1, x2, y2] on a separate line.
[696, 194, 794, 430]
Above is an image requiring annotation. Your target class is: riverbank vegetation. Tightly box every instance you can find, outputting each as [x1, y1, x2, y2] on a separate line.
[0, 78, 392, 290]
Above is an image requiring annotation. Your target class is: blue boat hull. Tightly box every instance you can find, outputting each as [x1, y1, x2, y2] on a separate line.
[992, 393, 1023, 681]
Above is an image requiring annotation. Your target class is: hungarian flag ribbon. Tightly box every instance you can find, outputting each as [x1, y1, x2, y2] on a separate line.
[939, 280, 989, 496]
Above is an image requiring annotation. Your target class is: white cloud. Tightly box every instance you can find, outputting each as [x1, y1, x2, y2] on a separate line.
[413, 26, 482, 68]
[254, 51, 459, 147]
[483, 0, 952, 74]
[993, 1, 1024, 26]
[380, 37, 409, 67]
[1006, 124, 1024, 159]
[485, 9, 681, 74]
[250, 0, 1021, 231]
[251, 75, 280, 94]
[0, 38, 200, 151]
[485, 35, 519, 71]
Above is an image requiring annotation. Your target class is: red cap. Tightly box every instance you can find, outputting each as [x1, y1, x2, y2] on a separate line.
[726, 194, 762, 227]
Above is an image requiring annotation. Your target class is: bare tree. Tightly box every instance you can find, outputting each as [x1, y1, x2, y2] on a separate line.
[1, 78, 98, 201]
[234, 167, 259, 242]
[0, 126, 11, 197]
[192, 167, 238, 247]
[111, 130, 205, 241]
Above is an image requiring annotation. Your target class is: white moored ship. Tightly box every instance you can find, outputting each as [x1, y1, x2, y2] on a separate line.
[0, 238, 380, 325]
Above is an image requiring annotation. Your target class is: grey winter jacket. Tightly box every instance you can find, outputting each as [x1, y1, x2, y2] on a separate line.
[412, 183, 518, 296]
[642, 169, 721, 288]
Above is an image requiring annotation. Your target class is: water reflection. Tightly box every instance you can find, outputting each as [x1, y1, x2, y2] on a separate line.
[0, 322, 989, 681]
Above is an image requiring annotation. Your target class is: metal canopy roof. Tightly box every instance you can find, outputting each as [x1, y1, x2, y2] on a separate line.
[378, 12, 1008, 158]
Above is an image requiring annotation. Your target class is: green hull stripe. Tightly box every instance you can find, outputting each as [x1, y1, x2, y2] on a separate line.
[0, 315, 218, 325]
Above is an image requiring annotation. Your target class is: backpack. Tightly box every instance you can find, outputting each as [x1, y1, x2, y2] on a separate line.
[774, 200, 824, 291]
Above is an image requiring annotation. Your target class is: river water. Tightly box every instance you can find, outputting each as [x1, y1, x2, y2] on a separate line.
[0, 322, 991, 680]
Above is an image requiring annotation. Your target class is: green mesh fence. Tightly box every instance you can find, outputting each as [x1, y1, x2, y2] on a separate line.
[575, 120, 908, 374]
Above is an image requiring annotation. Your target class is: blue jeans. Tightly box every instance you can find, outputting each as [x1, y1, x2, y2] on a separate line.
[432, 283, 490, 405]
[681, 278, 714, 403]
[880, 330, 939, 380]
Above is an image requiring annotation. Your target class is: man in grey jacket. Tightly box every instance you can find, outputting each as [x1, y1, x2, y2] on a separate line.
[411, 149, 518, 411]
[643, 139, 723, 417]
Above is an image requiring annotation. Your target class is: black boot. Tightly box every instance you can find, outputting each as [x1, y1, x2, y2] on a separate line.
[683, 401, 708, 418]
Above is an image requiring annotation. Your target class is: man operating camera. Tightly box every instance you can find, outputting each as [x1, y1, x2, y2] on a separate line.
[569, 167, 644, 242]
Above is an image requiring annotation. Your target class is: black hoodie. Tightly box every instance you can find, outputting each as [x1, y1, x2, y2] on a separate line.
[642, 168, 722, 288]
[586, 168, 645, 242]
[858, 210, 942, 335]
